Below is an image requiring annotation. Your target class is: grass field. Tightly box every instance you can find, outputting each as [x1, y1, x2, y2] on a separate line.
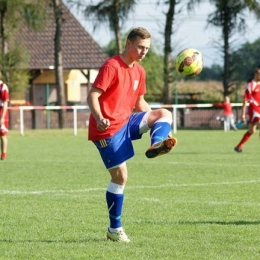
[1, 129, 260, 260]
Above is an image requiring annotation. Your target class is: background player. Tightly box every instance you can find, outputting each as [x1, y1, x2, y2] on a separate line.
[222, 96, 237, 131]
[234, 66, 260, 152]
[0, 80, 9, 160]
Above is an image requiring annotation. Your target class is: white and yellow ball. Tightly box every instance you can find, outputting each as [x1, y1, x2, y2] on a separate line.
[175, 48, 203, 77]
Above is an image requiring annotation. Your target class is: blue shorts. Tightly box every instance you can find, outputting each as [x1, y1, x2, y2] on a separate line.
[93, 112, 148, 169]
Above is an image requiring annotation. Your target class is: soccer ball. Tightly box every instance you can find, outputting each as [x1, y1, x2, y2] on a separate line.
[175, 48, 203, 77]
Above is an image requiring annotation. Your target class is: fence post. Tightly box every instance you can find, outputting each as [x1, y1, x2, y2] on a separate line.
[173, 105, 177, 134]
[46, 84, 51, 129]
[19, 107, 24, 136]
[73, 107, 77, 136]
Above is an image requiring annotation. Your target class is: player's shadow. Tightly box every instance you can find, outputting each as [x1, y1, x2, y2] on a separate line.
[0, 238, 106, 243]
[136, 219, 260, 226]
[177, 220, 260, 225]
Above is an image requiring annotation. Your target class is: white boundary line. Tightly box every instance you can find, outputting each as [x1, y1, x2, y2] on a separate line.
[0, 180, 259, 195]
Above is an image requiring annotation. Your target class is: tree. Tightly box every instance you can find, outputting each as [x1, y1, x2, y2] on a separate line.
[195, 64, 222, 81]
[207, 0, 260, 97]
[140, 48, 164, 102]
[0, 0, 46, 99]
[51, 0, 66, 128]
[231, 37, 260, 81]
[159, 0, 202, 103]
[68, 0, 137, 54]
[161, 0, 178, 104]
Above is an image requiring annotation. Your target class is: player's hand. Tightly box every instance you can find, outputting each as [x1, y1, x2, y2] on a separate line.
[241, 115, 246, 123]
[97, 118, 110, 131]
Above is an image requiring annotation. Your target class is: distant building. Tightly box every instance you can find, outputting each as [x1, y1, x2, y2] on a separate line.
[16, 0, 107, 106]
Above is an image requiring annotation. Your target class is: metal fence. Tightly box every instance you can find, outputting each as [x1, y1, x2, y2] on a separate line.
[8, 106, 89, 136]
[8, 103, 243, 135]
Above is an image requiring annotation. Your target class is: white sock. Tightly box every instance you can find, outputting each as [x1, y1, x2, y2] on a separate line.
[109, 227, 123, 233]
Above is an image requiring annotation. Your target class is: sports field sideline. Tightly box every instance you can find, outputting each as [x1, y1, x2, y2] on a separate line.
[0, 129, 259, 259]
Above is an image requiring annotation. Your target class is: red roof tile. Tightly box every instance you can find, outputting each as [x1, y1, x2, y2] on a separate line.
[17, 1, 108, 70]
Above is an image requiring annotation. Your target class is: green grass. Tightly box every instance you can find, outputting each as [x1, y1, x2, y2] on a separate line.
[1, 129, 260, 259]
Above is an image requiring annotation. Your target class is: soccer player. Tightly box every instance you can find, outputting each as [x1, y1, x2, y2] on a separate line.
[0, 80, 9, 160]
[222, 96, 237, 131]
[87, 27, 177, 242]
[234, 66, 260, 152]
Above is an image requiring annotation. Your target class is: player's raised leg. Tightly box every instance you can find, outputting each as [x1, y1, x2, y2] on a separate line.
[145, 109, 177, 158]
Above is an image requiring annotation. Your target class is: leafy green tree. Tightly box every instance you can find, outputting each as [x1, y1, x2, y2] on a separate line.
[0, 0, 46, 99]
[68, 0, 137, 54]
[140, 48, 164, 102]
[4, 44, 30, 99]
[231, 37, 260, 81]
[195, 64, 222, 81]
[207, 0, 260, 97]
[103, 37, 119, 57]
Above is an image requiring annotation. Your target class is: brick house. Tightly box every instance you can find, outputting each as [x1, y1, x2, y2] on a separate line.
[17, 1, 107, 106]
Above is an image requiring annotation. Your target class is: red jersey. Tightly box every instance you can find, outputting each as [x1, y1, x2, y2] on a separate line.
[0, 80, 9, 132]
[0, 80, 9, 107]
[244, 80, 260, 113]
[88, 55, 146, 140]
[222, 102, 233, 116]
[213, 102, 233, 116]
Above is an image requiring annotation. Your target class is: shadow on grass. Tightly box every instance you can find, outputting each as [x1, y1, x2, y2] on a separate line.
[136, 220, 260, 226]
[0, 238, 107, 243]
[177, 220, 260, 225]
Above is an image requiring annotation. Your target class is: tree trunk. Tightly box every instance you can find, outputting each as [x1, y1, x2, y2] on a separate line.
[52, 0, 66, 128]
[222, 3, 230, 98]
[112, 15, 122, 54]
[0, 4, 7, 81]
[115, 28, 122, 54]
[163, 0, 176, 104]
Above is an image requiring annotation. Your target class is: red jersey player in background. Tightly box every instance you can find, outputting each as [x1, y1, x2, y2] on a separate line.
[0, 80, 9, 160]
[222, 96, 237, 131]
[87, 27, 177, 242]
[234, 66, 260, 152]
[215, 96, 237, 131]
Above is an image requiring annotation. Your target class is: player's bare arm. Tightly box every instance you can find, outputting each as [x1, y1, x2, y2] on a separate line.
[87, 87, 110, 131]
[134, 95, 151, 112]
[241, 100, 247, 123]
